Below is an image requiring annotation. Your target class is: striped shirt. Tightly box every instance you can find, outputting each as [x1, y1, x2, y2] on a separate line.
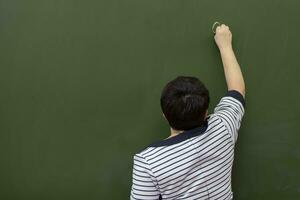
[130, 90, 245, 200]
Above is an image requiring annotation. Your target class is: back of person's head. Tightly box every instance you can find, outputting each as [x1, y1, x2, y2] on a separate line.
[160, 76, 210, 131]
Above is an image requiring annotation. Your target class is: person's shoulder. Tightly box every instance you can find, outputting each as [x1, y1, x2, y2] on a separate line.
[132, 145, 163, 168]
[207, 114, 224, 125]
[134, 143, 162, 159]
[223, 90, 246, 108]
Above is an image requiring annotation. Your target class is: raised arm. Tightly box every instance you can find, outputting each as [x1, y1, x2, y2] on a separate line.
[214, 24, 246, 97]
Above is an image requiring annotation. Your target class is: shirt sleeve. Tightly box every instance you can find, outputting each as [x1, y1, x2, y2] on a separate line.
[213, 90, 245, 143]
[130, 154, 160, 200]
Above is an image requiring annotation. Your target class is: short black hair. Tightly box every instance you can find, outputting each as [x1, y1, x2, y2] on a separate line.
[160, 76, 210, 131]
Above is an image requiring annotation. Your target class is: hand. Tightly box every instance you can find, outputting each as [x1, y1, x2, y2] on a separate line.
[214, 24, 232, 51]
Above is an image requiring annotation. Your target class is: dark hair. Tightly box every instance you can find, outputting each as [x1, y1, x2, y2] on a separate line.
[160, 76, 210, 131]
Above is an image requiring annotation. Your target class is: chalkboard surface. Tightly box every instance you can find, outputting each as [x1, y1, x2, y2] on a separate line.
[0, 0, 299, 199]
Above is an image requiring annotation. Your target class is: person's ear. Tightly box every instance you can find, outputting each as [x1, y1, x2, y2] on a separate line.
[205, 110, 208, 118]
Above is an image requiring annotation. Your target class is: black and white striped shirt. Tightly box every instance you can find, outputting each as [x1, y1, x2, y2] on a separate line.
[130, 90, 245, 200]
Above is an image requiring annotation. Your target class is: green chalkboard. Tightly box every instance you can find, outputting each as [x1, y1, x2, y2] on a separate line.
[0, 0, 299, 199]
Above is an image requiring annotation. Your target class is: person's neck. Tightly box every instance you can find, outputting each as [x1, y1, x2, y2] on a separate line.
[168, 128, 184, 138]
[167, 114, 208, 139]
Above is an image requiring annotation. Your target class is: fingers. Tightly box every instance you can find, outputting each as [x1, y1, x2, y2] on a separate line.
[213, 22, 233, 49]
[212, 22, 231, 34]
[216, 24, 228, 31]
[216, 24, 231, 34]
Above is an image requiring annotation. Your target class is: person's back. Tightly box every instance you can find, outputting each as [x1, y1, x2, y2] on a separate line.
[130, 24, 246, 200]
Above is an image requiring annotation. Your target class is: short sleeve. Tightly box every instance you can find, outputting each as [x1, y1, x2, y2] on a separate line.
[213, 90, 245, 143]
[130, 154, 160, 200]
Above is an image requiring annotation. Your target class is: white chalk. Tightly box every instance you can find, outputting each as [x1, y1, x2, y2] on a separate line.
[212, 22, 221, 34]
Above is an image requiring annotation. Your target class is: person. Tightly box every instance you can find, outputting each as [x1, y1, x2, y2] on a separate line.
[130, 24, 246, 200]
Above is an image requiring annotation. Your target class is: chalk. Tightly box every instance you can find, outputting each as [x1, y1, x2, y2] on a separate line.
[212, 22, 221, 34]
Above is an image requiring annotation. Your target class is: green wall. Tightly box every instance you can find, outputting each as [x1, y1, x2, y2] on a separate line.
[0, 0, 299, 199]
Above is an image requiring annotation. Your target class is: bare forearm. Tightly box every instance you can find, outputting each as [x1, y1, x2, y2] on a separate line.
[214, 24, 246, 97]
[220, 47, 245, 97]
